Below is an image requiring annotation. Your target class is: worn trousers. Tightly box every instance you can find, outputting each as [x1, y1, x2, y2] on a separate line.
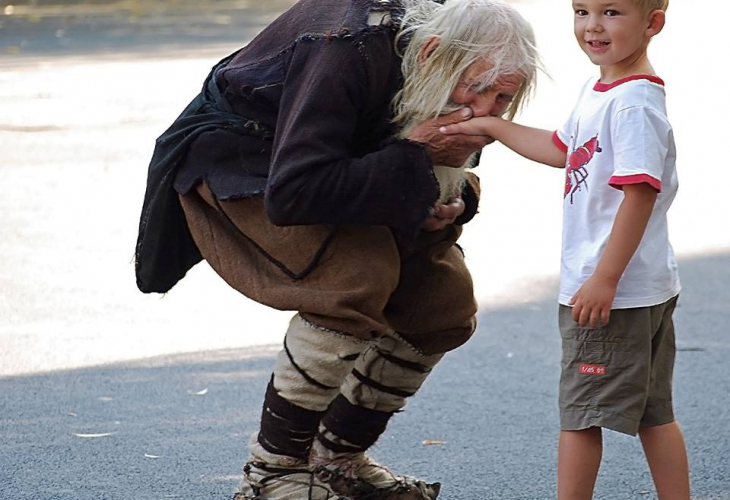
[179, 182, 477, 355]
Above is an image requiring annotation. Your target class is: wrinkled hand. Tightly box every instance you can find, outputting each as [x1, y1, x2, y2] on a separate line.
[569, 275, 618, 328]
[421, 196, 465, 232]
[408, 108, 494, 167]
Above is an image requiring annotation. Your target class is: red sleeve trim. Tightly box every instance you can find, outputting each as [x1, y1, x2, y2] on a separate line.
[609, 174, 662, 192]
[552, 131, 568, 153]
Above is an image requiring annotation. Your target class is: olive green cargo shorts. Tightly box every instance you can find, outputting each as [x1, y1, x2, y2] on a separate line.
[558, 295, 679, 436]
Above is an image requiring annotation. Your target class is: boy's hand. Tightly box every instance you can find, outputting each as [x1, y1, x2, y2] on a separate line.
[408, 108, 494, 167]
[421, 196, 465, 232]
[570, 183, 658, 328]
[439, 116, 501, 138]
[569, 275, 618, 328]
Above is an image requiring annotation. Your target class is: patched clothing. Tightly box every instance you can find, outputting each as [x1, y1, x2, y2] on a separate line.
[135, 0, 480, 294]
[134, 0, 480, 354]
[180, 182, 477, 355]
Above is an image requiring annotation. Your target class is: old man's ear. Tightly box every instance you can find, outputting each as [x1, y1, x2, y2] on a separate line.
[418, 36, 441, 65]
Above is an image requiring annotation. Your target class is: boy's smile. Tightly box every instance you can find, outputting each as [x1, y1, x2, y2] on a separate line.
[572, 0, 663, 82]
[586, 39, 611, 54]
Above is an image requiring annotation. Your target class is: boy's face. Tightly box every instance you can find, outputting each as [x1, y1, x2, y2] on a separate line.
[572, 0, 653, 78]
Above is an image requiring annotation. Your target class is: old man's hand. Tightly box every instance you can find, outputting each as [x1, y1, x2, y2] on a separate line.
[422, 196, 465, 232]
[408, 108, 494, 167]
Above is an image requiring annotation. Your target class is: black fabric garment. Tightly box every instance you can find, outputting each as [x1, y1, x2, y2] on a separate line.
[134, 52, 275, 293]
[135, 0, 480, 294]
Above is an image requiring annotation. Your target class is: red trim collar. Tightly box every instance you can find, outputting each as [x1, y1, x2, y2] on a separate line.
[593, 75, 665, 92]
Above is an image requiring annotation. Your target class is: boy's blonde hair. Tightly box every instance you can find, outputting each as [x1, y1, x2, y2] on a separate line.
[632, 0, 669, 15]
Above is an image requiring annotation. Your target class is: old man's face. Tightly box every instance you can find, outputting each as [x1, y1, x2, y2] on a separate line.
[449, 58, 525, 118]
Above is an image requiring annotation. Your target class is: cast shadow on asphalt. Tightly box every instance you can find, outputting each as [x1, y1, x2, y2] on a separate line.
[1, 252, 728, 500]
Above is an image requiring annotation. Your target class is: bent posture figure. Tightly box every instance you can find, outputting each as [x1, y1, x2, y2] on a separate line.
[135, 0, 538, 498]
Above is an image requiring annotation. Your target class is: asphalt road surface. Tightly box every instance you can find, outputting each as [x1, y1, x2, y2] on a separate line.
[2, 254, 729, 500]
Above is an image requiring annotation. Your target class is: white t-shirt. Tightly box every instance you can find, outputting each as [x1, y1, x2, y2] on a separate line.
[553, 75, 680, 309]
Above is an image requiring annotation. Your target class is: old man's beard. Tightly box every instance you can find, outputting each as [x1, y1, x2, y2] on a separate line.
[397, 103, 478, 205]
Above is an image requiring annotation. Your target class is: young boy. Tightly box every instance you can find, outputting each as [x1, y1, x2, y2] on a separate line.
[441, 1, 689, 499]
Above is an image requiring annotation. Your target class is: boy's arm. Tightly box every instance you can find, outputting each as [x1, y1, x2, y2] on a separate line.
[440, 117, 566, 168]
[570, 182, 658, 327]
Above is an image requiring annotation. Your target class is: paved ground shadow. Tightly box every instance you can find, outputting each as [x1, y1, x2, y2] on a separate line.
[1, 251, 728, 499]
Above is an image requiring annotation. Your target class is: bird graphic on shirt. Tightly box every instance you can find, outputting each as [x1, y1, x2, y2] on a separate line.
[565, 134, 601, 204]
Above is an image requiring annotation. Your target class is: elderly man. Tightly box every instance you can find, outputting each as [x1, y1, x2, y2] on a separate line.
[135, 0, 538, 498]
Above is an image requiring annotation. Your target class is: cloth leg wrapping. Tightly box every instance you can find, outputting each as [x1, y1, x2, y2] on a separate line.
[341, 335, 444, 413]
[256, 314, 370, 460]
[317, 335, 444, 454]
[256, 378, 326, 461]
[317, 395, 393, 454]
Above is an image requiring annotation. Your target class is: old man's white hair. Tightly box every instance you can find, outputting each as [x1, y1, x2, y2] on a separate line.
[393, 0, 540, 203]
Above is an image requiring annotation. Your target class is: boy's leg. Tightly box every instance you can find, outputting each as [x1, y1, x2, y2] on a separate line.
[639, 422, 690, 500]
[556, 304, 651, 500]
[557, 428, 602, 500]
[310, 227, 477, 500]
[639, 296, 689, 500]
[557, 296, 685, 500]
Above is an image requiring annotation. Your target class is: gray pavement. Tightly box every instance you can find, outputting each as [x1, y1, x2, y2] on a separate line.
[1, 1, 729, 499]
[1, 252, 729, 500]
[1, 0, 298, 58]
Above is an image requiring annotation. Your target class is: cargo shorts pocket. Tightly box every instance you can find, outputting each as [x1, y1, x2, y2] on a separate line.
[558, 306, 651, 428]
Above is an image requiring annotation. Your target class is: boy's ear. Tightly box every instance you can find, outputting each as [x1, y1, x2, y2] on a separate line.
[418, 36, 441, 65]
[646, 9, 666, 37]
